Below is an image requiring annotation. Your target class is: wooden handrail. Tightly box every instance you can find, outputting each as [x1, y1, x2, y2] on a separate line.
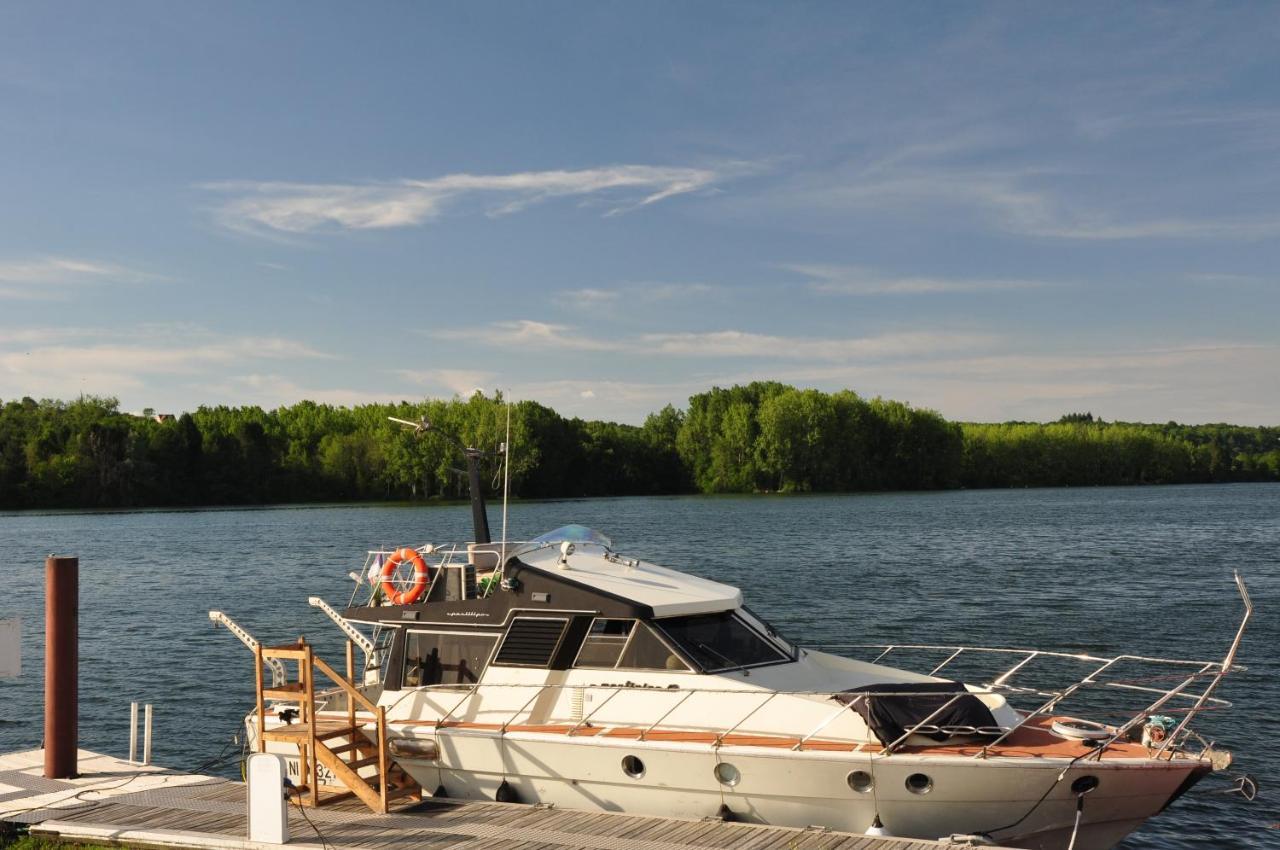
[312, 655, 381, 716]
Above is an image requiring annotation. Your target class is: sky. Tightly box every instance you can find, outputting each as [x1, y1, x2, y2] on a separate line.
[1, 2, 1278, 425]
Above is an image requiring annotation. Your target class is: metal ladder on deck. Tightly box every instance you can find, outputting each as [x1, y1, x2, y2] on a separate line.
[253, 638, 421, 813]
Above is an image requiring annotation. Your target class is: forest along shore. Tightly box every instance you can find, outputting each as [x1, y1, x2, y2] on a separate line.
[1, 382, 1276, 510]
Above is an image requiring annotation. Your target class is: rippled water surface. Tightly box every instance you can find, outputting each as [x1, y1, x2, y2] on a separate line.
[1, 485, 1276, 847]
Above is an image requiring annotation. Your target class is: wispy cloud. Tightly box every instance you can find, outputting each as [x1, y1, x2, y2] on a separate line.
[0, 324, 333, 402]
[397, 368, 495, 397]
[434, 320, 622, 352]
[209, 374, 410, 408]
[433, 320, 992, 362]
[641, 329, 992, 360]
[752, 342, 1280, 424]
[794, 167, 1280, 241]
[0, 256, 154, 299]
[205, 163, 753, 235]
[552, 281, 719, 311]
[787, 264, 1049, 295]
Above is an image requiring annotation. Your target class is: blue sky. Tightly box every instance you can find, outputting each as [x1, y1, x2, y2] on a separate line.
[1, 3, 1277, 424]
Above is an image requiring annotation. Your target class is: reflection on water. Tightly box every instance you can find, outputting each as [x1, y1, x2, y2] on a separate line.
[1, 484, 1276, 848]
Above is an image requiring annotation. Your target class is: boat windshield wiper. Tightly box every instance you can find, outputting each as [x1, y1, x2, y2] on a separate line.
[695, 641, 744, 673]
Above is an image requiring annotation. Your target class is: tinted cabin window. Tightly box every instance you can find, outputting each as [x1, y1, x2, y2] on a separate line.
[655, 612, 788, 672]
[619, 623, 689, 671]
[575, 619, 634, 667]
[403, 631, 498, 688]
[493, 617, 569, 667]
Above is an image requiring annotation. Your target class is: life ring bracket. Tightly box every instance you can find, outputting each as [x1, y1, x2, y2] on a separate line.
[381, 547, 431, 605]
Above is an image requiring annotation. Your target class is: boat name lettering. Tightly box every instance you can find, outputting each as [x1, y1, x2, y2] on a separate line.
[589, 681, 680, 690]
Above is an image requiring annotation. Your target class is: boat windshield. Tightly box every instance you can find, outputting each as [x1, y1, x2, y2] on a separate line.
[654, 611, 791, 672]
[510, 524, 613, 559]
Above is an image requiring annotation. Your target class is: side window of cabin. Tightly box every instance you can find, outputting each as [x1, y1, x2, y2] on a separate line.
[574, 619, 634, 667]
[402, 631, 498, 688]
[619, 622, 689, 671]
[572, 618, 690, 672]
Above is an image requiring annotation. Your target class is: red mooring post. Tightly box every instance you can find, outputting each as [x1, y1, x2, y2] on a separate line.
[44, 555, 79, 779]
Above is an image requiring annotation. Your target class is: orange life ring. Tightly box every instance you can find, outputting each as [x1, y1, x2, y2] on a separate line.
[380, 547, 430, 605]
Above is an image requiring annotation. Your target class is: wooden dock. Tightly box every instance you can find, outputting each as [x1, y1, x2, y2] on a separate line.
[2, 749, 1019, 850]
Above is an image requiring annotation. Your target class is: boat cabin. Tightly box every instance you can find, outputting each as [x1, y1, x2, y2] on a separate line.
[342, 526, 797, 691]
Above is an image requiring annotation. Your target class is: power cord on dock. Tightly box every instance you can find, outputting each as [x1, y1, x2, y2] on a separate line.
[282, 778, 334, 850]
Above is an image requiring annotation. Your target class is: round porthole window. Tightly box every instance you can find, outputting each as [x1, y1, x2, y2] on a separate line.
[846, 770, 874, 793]
[714, 762, 741, 787]
[905, 773, 933, 794]
[621, 755, 645, 779]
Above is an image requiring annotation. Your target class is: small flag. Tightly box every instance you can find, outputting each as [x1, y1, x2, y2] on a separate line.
[367, 553, 384, 585]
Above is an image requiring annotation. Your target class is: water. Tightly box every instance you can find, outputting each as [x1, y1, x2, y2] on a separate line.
[1, 484, 1276, 847]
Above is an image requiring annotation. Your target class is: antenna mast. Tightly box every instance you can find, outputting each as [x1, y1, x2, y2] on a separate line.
[388, 414, 492, 544]
[499, 399, 512, 583]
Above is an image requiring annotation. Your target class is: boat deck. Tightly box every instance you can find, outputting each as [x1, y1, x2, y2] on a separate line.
[1, 748, 1023, 850]
[385, 713, 1153, 759]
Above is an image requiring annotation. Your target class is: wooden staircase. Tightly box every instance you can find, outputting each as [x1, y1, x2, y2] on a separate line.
[254, 639, 421, 813]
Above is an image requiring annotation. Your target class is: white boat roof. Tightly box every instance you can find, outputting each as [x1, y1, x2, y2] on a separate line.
[517, 543, 743, 618]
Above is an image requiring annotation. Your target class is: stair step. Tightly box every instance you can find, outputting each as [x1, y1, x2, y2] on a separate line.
[347, 755, 381, 770]
[317, 726, 361, 741]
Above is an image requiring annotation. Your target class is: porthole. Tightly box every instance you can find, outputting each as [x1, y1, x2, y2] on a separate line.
[621, 755, 645, 779]
[1071, 775, 1099, 794]
[846, 770, 874, 793]
[905, 773, 933, 794]
[714, 762, 741, 787]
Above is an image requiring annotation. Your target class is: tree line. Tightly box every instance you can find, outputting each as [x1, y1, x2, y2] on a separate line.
[0, 384, 1276, 509]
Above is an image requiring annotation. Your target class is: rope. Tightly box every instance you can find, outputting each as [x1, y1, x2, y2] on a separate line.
[1066, 792, 1087, 850]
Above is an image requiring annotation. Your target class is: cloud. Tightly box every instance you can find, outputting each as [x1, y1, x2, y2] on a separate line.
[210, 374, 412, 408]
[640, 329, 993, 360]
[434, 320, 621, 352]
[0, 324, 333, 403]
[553, 288, 622, 307]
[552, 282, 719, 312]
[797, 168, 1278, 241]
[751, 342, 1280, 425]
[786, 264, 1049, 295]
[397, 368, 495, 397]
[205, 163, 750, 235]
[0, 256, 154, 299]
[753, 123, 1280, 242]
[434, 320, 992, 362]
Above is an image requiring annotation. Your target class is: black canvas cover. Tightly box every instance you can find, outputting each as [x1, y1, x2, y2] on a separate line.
[834, 681, 999, 744]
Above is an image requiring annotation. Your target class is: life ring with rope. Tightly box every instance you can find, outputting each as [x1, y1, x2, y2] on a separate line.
[381, 547, 430, 605]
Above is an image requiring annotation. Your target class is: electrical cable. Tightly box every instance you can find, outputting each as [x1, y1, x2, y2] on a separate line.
[286, 784, 334, 850]
[0, 729, 242, 822]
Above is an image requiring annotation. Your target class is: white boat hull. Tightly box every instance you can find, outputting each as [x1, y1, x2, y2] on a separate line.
[251, 715, 1203, 850]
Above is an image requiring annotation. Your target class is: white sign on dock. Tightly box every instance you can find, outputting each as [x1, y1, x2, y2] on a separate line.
[0, 617, 19, 678]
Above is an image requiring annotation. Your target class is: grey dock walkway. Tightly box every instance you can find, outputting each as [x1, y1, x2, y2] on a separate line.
[2, 749, 1019, 850]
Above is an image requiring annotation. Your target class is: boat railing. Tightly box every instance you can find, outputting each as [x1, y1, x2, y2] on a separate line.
[348, 541, 547, 609]
[377, 655, 1231, 760]
[814, 571, 1253, 760]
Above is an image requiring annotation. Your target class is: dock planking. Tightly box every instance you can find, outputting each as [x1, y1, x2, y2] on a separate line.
[2, 749, 1018, 850]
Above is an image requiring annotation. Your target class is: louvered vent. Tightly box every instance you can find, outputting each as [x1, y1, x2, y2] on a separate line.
[493, 617, 568, 667]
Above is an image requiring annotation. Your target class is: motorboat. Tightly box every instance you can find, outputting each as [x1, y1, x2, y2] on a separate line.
[212, 422, 1252, 850]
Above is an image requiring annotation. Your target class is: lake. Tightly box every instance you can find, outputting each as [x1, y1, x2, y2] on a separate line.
[1, 484, 1276, 848]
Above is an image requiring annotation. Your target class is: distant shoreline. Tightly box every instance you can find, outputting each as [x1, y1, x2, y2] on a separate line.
[1, 477, 1274, 519]
[2, 386, 1276, 511]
